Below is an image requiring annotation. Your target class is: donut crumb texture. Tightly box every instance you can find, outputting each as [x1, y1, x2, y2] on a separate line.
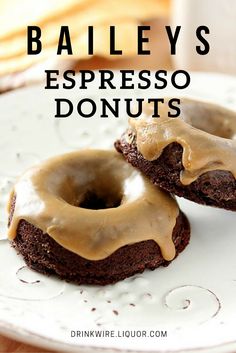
[10, 199, 190, 286]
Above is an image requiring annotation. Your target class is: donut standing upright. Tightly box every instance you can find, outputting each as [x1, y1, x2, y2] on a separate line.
[116, 99, 236, 211]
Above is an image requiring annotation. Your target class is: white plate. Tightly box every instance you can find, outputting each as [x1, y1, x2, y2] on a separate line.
[1, 72, 236, 353]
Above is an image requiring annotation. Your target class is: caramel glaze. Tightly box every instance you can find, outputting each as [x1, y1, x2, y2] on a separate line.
[8, 150, 179, 261]
[130, 98, 236, 185]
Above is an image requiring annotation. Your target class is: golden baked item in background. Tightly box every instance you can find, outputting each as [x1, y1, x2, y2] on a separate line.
[0, 0, 170, 93]
[0, 0, 93, 40]
[0, 20, 140, 76]
[0, 0, 170, 76]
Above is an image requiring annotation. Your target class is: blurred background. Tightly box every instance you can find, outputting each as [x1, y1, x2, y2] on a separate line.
[1, 0, 235, 94]
[0, 0, 171, 92]
[0, 0, 236, 92]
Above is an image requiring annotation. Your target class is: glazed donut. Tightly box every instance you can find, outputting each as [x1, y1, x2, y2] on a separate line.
[8, 150, 190, 285]
[115, 98, 236, 211]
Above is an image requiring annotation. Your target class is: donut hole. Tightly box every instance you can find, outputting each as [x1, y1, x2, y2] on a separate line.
[57, 175, 125, 209]
[188, 116, 234, 139]
[79, 190, 122, 210]
[181, 100, 236, 139]
[52, 153, 143, 210]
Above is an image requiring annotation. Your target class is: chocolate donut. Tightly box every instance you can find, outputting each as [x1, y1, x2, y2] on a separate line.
[115, 99, 236, 211]
[8, 150, 190, 285]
